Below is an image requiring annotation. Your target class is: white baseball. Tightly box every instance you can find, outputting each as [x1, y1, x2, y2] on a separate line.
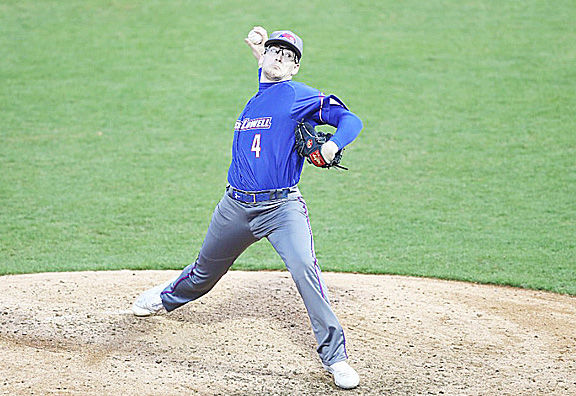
[248, 30, 263, 45]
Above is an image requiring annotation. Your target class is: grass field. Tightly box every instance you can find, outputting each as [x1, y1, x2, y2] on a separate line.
[1, 0, 575, 294]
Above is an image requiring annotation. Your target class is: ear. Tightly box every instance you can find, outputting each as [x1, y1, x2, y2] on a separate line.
[290, 63, 300, 77]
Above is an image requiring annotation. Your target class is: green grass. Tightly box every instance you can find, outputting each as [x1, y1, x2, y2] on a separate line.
[1, 0, 575, 294]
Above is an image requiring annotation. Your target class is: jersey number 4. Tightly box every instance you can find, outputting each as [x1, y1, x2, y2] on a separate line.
[251, 134, 261, 158]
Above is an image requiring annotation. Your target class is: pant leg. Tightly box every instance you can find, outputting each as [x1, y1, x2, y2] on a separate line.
[266, 197, 348, 366]
[161, 193, 258, 311]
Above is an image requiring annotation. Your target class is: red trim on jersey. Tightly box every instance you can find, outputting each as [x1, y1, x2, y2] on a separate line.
[319, 93, 325, 123]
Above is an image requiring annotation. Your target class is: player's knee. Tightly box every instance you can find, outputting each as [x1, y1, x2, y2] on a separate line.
[288, 258, 318, 283]
[190, 272, 223, 293]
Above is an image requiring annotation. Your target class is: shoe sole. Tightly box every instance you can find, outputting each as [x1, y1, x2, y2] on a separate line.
[323, 364, 359, 389]
[132, 305, 158, 317]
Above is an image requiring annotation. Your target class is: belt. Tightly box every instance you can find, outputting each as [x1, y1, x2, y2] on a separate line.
[227, 186, 295, 203]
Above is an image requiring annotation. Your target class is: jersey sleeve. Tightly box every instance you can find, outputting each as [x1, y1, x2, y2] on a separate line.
[316, 95, 348, 124]
[288, 83, 325, 122]
[289, 83, 362, 149]
[312, 95, 362, 149]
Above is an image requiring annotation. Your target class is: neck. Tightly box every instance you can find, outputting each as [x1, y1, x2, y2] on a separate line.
[259, 75, 293, 83]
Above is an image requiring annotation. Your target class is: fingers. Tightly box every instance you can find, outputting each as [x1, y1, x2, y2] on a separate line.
[245, 26, 268, 46]
[244, 38, 258, 51]
[245, 26, 268, 63]
[251, 26, 268, 42]
[245, 38, 264, 62]
[321, 141, 340, 163]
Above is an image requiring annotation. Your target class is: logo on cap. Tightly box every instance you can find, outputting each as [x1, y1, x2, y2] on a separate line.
[279, 33, 297, 45]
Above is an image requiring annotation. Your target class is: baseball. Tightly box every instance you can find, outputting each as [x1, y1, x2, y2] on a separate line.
[248, 30, 263, 45]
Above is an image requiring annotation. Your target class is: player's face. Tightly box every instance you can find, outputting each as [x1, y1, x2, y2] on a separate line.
[261, 45, 300, 81]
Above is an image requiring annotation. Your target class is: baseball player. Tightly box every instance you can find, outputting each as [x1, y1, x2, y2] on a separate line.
[132, 27, 363, 390]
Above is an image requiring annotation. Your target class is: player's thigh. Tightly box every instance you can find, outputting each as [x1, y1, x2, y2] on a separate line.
[267, 198, 317, 273]
[199, 194, 257, 263]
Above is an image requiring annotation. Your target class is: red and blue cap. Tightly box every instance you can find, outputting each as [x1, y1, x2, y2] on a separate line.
[265, 30, 303, 60]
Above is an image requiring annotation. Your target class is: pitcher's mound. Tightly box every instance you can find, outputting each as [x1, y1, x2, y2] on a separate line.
[0, 270, 574, 395]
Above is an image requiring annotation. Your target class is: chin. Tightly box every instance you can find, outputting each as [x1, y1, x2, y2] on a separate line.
[264, 69, 285, 81]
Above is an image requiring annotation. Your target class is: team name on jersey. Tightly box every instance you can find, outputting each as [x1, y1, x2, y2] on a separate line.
[234, 117, 272, 132]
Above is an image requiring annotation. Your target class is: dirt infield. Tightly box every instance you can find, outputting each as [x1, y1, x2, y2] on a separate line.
[0, 270, 574, 395]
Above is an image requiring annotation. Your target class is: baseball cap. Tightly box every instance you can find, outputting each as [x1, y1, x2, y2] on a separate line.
[265, 30, 303, 60]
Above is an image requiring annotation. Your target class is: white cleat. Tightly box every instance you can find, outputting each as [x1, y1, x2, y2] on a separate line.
[323, 361, 360, 389]
[132, 281, 172, 317]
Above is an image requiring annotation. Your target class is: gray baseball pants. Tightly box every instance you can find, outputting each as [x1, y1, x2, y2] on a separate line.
[160, 186, 348, 366]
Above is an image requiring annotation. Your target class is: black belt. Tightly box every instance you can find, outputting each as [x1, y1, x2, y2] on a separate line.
[227, 186, 295, 203]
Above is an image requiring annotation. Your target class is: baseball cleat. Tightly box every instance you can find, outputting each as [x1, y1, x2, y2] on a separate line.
[132, 281, 171, 317]
[323, 361, 360, 389]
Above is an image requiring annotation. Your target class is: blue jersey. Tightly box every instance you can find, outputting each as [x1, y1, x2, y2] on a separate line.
[227, 71, 362, 191]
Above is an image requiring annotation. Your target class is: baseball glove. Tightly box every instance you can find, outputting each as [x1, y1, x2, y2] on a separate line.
[294, 121, 347, 170]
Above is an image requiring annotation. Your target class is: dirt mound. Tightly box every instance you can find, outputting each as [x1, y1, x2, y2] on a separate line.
[0, 270, 574, 395]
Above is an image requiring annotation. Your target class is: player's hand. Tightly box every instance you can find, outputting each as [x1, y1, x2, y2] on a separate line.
[244, 26, 268, 66]
[320, 140, 340, 163]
